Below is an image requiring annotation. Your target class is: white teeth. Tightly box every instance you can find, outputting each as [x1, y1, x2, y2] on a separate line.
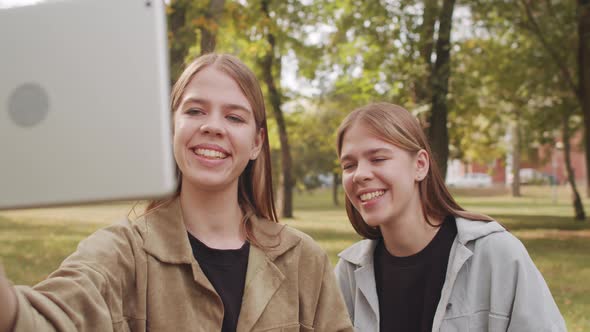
[194, 148, 227, 159]
[359, 190, 385, 202]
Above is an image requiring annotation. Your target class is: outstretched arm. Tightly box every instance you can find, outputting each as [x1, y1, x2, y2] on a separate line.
[0, 265, 18, 332]
[1, 220, 141, 332]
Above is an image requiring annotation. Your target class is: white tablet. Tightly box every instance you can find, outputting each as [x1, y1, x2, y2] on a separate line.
[0, 0, 177, 209]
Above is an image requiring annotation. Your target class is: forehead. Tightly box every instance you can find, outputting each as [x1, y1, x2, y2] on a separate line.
[182, 67, 251, 110]
[341, 123, 394, 154]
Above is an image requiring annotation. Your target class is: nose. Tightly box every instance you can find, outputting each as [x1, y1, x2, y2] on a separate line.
[199, 115, 224, 136]
[352, 161, 372, 184]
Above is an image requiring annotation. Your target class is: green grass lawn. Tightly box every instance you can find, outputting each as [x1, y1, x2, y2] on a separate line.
[1, 185, 589, 330]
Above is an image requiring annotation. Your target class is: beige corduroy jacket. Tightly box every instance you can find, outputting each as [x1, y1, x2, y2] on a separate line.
[11, 199, 353, 331]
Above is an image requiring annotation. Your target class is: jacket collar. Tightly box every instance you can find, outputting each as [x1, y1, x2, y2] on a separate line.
[432, 217, 504, 331]
[455, 217, 505, 244]
[338, 239, 376, 267]
[138, 197, 303, 331]
[142, 198, 193, 264]
[337, 217, 505, 266]
[337, 239, 380, 327]
[140, 197, 302, 264]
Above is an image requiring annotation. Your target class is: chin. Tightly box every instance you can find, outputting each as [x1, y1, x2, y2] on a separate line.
[183, 175, 226, 190]
[362, 217, 386, 228]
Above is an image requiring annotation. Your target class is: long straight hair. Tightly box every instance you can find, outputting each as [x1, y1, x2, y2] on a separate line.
[143, 54, 278, 242]
[336, 103, 493, 239]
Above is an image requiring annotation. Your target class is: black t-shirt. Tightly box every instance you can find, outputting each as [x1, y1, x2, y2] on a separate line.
[188, 233, 250, 332]
[374, 215, 457, 332]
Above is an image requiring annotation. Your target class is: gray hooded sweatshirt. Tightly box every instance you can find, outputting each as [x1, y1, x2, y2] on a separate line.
[334, 218, 566, 331]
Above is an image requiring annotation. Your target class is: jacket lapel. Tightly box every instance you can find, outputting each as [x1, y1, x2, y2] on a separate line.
[339, 239, 380, 330]
[431, 237, 473, 331]
[141, 198, 222, 297]
[141, 198, 194, 265]
[431, 219, 504, 331]
[354, 262, 380, 327]
[236, 215, 300, 331]
[236, 245, 286, 331]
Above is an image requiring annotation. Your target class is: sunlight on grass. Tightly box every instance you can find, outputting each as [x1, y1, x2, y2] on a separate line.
[0, 186, 589, 329]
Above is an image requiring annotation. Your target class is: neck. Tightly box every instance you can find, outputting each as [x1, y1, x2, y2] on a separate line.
[179, 179, 245, 249]
[379, 195, 442, 257]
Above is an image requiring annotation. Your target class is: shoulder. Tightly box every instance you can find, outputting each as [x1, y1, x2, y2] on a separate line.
[457, 218, 531, 267]
[337, 239, 376, 266]
[475, 230, 530, 263]
[39, 216, 148, 294]
[69, 217, 146, 273]
[251, 217, 328, 264]
[81, 217, 145, 251]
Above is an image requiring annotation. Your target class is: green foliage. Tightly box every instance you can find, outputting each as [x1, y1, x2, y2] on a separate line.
[165, 0, 582, 191]
[447, 0, 579, 165]
[287, 100, 347, 190]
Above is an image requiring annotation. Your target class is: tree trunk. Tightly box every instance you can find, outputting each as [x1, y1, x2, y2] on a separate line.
[428, 0, 456, 179]
[579, 0, 590, 196]
[563, 112, 586, 220]
[168, 0, 195, 82]
[511, 120, 521, 197]
[199, 0, 225, 55]
[261, 0, 293, 218]
[332, 172, 339, 206]
[415, 1, 439, 105]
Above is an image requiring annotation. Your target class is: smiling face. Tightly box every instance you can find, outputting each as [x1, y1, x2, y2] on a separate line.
[339, 122, 428, 229]
[173, 66, 263, 193]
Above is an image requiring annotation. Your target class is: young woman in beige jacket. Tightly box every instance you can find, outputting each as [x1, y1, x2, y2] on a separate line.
[0, 54, 353, 332]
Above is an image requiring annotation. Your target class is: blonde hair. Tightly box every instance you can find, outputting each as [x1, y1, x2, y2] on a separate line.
[336, 102, 492, 239]
[144, 54, 278, 239]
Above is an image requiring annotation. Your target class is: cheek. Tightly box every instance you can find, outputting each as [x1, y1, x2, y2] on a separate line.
[241, 128, 261, 154]
[172, 120, 191, 160]
[174, 117, 187, 135]
[173, 118, 197, 143]
[341, 174, 354, 197]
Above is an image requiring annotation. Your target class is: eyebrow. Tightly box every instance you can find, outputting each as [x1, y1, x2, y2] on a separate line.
[180, 97, 252, 114]
[340, 148, 391, 162]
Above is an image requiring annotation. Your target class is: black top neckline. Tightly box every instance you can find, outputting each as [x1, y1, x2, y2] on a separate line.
[377, 215, 456, 267]
[188, 233, 250, 266]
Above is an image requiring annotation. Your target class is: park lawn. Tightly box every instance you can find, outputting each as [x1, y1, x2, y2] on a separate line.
[0, 186, 589, 330]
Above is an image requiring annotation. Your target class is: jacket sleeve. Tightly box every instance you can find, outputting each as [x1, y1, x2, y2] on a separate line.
[310, 253, 354, 332]
[497, 234, 567, 332]
[11, 220, 142, 332]
[334, 258, 355, 323]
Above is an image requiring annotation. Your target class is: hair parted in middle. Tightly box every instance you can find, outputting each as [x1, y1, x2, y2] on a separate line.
[145, 53, 278, 227]
[336, 102, 492, 239]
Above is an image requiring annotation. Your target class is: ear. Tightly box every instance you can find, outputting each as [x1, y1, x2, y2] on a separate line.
[250, 128, 265, 160]
[414, 149, 430, 182]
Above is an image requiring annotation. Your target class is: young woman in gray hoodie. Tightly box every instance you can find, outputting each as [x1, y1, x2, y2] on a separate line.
[334, 102, 566, 331]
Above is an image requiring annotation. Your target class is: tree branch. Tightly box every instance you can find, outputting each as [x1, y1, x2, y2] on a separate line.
[519, 0, 580, 100]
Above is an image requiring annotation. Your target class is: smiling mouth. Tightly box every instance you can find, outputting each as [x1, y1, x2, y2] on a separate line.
[359, 190, 385, 202]
[192, 148, 228, 159]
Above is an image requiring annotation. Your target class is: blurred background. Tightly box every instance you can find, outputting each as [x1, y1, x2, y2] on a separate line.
[1, 0, 589, 330]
